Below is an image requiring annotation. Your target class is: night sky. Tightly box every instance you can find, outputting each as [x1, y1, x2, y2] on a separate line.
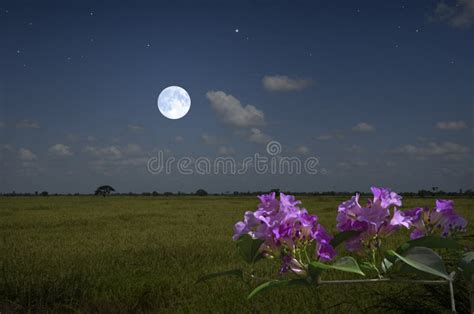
[0, 0, 472, 194]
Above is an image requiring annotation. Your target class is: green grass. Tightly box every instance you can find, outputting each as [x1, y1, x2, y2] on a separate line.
[0, 196, 472, 313]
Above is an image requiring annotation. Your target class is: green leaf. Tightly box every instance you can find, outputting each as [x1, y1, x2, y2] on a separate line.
[309, 256, 365, 277]
[459, 252, 474, 280]
[380, 258, 393, 273]
[388, 247, 450, 280]
[236, 234, 264, 264]
[196, 269, 243, 283]
[387, 236, 462, 264]
[330, 230, 360, 248]
[247, 279, 309, 300]
[397, 236, 462, 254]
[331, 256, 365, 276]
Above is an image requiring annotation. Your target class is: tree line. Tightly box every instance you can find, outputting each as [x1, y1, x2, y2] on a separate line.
[1, 186, 473, 197]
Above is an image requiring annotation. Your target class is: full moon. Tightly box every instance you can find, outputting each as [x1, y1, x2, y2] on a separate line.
[157, 86, 191, 119]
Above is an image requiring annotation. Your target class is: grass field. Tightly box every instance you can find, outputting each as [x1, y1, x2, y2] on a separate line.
[0, 196, 472, 313]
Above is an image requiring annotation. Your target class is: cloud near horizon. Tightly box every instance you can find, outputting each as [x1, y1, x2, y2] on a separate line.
[436, 120, 467, 130]
[247, 128, 272, 144]
[18, 148, 37, 161]
[352, 122, 375, 133]
[49, 144, 73, 157]
[394, 141, 470, 160]
[16, 120, 40, 129]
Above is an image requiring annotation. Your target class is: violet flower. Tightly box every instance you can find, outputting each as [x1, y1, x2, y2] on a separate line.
[405, 199, 467, 239]
[336, 187, 410, 252]
[232, 192, 337, 274]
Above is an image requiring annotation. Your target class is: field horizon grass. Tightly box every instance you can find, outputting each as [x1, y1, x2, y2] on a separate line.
[1, 195, 473, 313]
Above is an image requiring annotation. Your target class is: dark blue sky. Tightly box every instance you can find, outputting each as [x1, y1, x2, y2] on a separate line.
[0, 0, 472, 193]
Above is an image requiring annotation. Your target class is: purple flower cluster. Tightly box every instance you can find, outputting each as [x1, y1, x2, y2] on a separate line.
[337, 187, 411, 251]
[405, 199, 467, 239]
[233, 193, 336, 273]
[231, 188, 468, 276]
[337, 187, 468, 252]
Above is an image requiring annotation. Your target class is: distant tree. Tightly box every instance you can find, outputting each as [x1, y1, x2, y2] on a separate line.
[40, 191, 49, 196]
[233, 191, 240, 195]
[196, 189, 208, 196]
[152, 191, 159, 196]
[417, 189, 432, 198]
[164, 192, 173, 196]
[270, 188, 280, 195]
[94, 185, 115, 197]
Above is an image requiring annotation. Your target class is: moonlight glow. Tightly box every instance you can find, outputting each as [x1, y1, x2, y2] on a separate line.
[157, 86, 191, 119]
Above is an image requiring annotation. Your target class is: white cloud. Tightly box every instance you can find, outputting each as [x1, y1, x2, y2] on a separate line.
[295, 145, 310, 155]
[248, 128, 272, 144]
[16, 119, 40, 129]
[128, 124, 144, 132]
[206, 91, 266, 128]
[432, 0, 474, 28]
[84, 144, 143, 160]
[316, 134, 334, 140]
[395, 142, 470, 159]
[18, 148, 37, 161]
[352, 122, 375, 133]
[122, 144, 143, 155]
[174, 135, 184, 143]
[315, 132, 344, 141]
[201, 134, 227, 145]
[49, 144, 73, 157]
[436, 120, 467, 130]
[84, 145, 122, 159]
[217, 146, 235, 156]
[262, 75, 313, 92]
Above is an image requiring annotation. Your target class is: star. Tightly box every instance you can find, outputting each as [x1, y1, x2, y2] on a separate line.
[67, 56, 71, 61]
[235, 29, 239, 33]
[394, 43, 399, 48]
[450, 60, 455, 64]
[415, 29, 419, 33]
[5, 10, 8, 13]
[146, 43, 151, 47]
[28, 22, 33, 26]
[90, 38, 94, 42]
[16, 49, 21, 54]
[90, 11, 94, 16]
